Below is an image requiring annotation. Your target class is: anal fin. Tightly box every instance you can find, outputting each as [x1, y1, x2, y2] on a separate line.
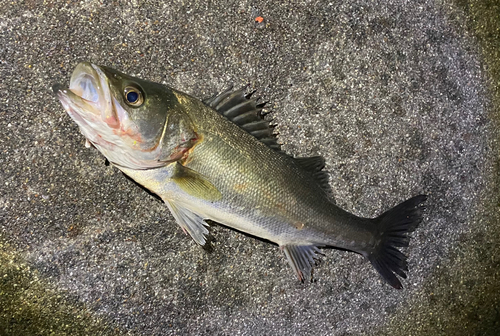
[165, 201, 209, 246]
[281, 245, 322, 281]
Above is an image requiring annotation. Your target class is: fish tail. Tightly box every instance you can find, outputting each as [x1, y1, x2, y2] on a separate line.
[365, 195, 427, 289]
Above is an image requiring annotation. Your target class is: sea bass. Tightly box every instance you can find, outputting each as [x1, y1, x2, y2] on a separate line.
[54, 62, 426, 289]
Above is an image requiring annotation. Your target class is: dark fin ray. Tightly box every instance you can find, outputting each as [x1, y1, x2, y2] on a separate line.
[203, 85, 234, 106]
[365, 195, 427, 289]
[249, 129, 273, 139]
[241, 120, 269, 132]
[232, 111, 260, 124]
[293, 156, 324, 171]
[224, 101, 256, 119]
[203, 87, 281, 151]
[282, 245, 322, 282]
[245, 89, 257, 99]
[216, 89, 249, 112]
[293, 156, 331, 193]
[256, 102, 267, 108]
[165, 201, 209, 246]
[393, 267, 407, 279]
[260, 138, 279, 147]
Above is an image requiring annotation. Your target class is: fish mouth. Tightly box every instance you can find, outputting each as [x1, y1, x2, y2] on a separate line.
[53, 62, 121, 148]
[69, 63, 105, 105]
[55, 62, 112, 114]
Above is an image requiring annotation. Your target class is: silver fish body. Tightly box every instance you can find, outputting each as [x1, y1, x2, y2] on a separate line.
[55, 62, 426, 289]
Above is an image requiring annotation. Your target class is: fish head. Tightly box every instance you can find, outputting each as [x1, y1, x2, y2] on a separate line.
[54, 62, 198, 169]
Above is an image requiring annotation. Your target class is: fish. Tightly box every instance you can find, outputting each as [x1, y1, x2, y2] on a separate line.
[53, 62, 426, 289]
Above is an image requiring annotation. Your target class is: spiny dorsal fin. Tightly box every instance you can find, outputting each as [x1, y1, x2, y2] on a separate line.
[204, 86, 281, 151]
[294, 156, 331, 193]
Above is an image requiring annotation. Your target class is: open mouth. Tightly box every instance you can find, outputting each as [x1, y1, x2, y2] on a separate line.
[70, 72, 100, 103]
[53, 62, 119, 148]
[53, 62, 115, 117]
[54, 62, 121, 126]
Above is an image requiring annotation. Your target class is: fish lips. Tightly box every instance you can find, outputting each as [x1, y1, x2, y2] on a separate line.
[54, 62, 113, 118]
[53, 62, 121, 150]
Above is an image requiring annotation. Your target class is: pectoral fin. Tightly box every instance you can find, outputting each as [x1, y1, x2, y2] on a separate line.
[165, 201, 209, 246]
[281, 245, 323, 282]
[172, 163, 222, 201]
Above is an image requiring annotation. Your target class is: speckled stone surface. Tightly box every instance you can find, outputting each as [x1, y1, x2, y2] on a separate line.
[1, 0, 499, 335]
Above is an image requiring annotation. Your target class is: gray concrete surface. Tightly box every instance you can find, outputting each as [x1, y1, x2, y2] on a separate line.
[1, 0, 499, 335]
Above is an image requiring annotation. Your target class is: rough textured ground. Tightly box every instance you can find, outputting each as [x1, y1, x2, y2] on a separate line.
[1, 0, 499, 335]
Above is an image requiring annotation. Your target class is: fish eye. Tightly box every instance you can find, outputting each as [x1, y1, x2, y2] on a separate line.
[124, 86, 144, 107]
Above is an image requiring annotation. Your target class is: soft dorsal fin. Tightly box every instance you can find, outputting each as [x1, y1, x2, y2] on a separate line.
[204, 86, 281, 151]
[294, 156, 325, 172]
[294, 156, 331, 193]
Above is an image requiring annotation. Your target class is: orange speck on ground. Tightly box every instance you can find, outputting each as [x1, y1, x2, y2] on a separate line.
[255, 16, 264, 23]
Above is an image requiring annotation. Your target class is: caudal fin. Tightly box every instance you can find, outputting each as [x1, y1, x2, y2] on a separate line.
[366, 195, 427, 289]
